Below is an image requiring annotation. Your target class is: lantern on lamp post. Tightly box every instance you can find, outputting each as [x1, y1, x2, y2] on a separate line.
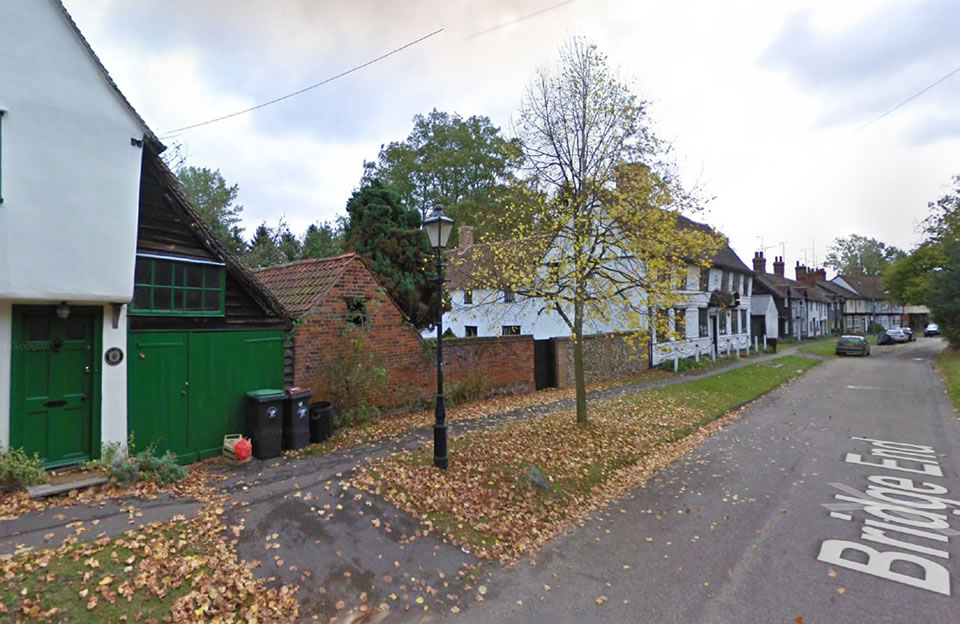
[421, 205, 455, 469]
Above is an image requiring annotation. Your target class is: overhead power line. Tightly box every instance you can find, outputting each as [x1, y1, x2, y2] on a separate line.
[860, 64, 960, 131]
[164, 28, 444, 136]
[462, 0, 577, 40]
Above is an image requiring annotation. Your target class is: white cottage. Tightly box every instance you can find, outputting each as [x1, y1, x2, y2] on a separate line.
[0, 0, 157, 466]
[438, 223, 755, 367]
[0, 1, 289, 468]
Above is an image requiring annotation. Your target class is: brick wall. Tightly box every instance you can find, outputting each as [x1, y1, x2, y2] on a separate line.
[292, 258, 533, 408]
[554, 332, 649, 387]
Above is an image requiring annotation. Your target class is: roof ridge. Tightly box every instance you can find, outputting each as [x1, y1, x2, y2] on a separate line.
[253, 252, 358, 273]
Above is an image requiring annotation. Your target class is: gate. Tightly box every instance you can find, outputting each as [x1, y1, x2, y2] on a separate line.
[534, 339, 557, 390]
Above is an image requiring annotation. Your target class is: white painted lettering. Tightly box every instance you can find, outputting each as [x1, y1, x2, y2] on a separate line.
[817, 539, 951, 595]
[833, 494, 951, 529]
[871, 449, 939, 464]
[851, 438, 937, 454]
[865, 486, 960, 510]
[866, 476, 948, 495]
[845, 453, 944, 477]
[860, 527, 950, 559]
[864, 519, 949, 543]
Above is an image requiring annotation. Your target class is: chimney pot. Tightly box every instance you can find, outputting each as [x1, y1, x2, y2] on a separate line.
[752, 250, 767, 273]
[772, 255, 785, 277]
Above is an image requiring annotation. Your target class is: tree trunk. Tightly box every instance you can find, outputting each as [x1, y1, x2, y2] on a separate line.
[573, 308, 588, 424]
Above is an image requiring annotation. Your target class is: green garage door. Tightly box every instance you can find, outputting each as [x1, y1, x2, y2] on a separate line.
[128, 330, 284, 463]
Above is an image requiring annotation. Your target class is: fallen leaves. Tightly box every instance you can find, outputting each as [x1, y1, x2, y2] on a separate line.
[354, 388, 743, 563]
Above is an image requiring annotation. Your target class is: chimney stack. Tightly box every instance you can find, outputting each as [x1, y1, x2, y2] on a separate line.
[795, 262, 807, 282]
[773, 256, 785, 277]
[814, 268, 827, 282]
[752, 251, 767, 274]
[458, 225, 474, 248]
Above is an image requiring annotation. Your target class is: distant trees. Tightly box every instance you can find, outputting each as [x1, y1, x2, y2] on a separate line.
[886, 174, 960, 344]
[341, 180, 441, 329]
[362, 109, 525, 244]
[824, 234, 905, 277]
[177, 166, 246, 255]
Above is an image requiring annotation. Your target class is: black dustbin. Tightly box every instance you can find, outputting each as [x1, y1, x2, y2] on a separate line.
[245, 389, 285, 459]
[309, 401, 334, 443]
[284, 389, 313, 451]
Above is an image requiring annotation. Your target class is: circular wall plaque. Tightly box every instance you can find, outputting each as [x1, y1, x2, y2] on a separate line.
[105, 347, 124, 366]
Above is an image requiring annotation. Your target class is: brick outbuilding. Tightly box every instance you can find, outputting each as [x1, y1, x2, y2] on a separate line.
[254, 254, 533, 409]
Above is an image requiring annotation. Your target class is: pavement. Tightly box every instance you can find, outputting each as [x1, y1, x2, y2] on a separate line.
[6, 337, 951, 623]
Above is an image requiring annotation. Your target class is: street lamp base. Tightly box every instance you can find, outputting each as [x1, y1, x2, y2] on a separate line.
[433, 421, 448, 469]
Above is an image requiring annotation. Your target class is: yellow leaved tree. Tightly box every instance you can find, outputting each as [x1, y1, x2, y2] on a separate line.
[459, 38, 723, 424]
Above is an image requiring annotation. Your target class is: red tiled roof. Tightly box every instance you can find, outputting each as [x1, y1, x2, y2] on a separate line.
[253, 253, 358, 316]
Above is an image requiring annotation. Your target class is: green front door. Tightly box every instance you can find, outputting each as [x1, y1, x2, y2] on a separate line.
[127, 333, 189, 459]
[10, 306, 98, 467]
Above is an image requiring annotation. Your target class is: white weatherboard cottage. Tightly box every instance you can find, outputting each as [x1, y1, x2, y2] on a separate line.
[439, 226, 755, 367]
[0, 0, 158, 466]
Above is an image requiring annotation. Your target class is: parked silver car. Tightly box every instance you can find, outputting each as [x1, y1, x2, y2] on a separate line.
[877, 328, 910, 345]
[925, 323, 940, 337]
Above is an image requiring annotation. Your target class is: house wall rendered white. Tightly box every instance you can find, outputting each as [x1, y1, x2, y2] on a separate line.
[0, 1, 147, 453]
[751, 294, 778, 339]
[0, 0, 144, 302]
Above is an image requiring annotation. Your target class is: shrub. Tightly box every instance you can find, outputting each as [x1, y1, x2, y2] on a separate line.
[658, 356, 708, 373]
[314, 323, 388, 429]
[91, 440, 187, 487]
[868, 322, 886, 334]
[445, 376, 491, 406]
[134, 449, 187, 485]
[0, 446, 47, 492]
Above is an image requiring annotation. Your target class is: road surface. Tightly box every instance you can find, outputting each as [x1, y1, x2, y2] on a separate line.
[465, 338, 959, 623]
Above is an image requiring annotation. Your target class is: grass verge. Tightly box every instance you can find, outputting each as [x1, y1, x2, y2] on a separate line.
[353, 355, 821, 563]
[0, 489, 299, 621]
[936, 347, 960, 410]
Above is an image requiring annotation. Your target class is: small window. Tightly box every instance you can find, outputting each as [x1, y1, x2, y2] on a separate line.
[721, 271, 730, 292]
[130, 254, 225, 316]
[732, 310, 740, 334]
[674, 308, 686, 339]
[463, 290, 473, 305]
[464, 326, 478, 337]
[741, 310, 748, 333]
[502, 325, 521, 335]
[502, 290, 515, 303]
[28, 318, 50, 342]
[66, 318, 86, 341]
[719, 312, 728, 335]
[656, 308, 670, 340]
[698, 308, 709, 338]
[346, 298, 367, 326]
[699, 268, 710, 291]
[733, 273, 741, 294]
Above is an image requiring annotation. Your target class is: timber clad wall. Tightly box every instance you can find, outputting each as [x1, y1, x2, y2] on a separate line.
[554, 333, 649, 388]
[291, 260, 534, 405]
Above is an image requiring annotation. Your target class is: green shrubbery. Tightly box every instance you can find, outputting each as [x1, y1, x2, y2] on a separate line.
[84, 438, 186, 487]
[315, 324, 388, 429]
[0, 446, 48, 492]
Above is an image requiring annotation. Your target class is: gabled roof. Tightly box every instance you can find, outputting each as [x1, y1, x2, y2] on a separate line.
[817, 280, 858, 299]
[53, 0, 163, 151]
[445, 214, 751, 291]
[835, 274, 889, 300]
[254, 254, 359, 316]
[142, 146, 289, 324]
[753, 272, 806, 300]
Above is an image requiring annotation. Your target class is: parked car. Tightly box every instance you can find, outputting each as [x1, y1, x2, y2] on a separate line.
[925, 323, 940, 337]
[836, 335, 870, 356]
[901, 327, 915, 342]
[877, 328, 910, 345]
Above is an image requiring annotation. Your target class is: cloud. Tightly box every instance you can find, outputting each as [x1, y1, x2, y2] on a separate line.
[761, 1, 960, 133]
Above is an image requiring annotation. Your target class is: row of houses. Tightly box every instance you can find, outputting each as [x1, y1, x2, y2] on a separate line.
[0, 1, 929, 470]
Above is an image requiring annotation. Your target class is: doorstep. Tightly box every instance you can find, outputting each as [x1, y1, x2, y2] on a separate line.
[27, 475, 108, 500]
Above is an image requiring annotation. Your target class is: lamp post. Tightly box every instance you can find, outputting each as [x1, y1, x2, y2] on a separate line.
[421, 205, 455, 469]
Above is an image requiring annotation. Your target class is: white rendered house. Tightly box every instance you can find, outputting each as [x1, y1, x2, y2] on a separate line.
[437, 226, 755, 367]
[0, 0, 159, 466]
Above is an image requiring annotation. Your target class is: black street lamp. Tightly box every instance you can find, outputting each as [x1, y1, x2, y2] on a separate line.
[421, 205, 455, 469]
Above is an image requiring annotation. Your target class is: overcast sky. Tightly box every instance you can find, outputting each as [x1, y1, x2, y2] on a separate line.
[63, 0, 960, 275]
